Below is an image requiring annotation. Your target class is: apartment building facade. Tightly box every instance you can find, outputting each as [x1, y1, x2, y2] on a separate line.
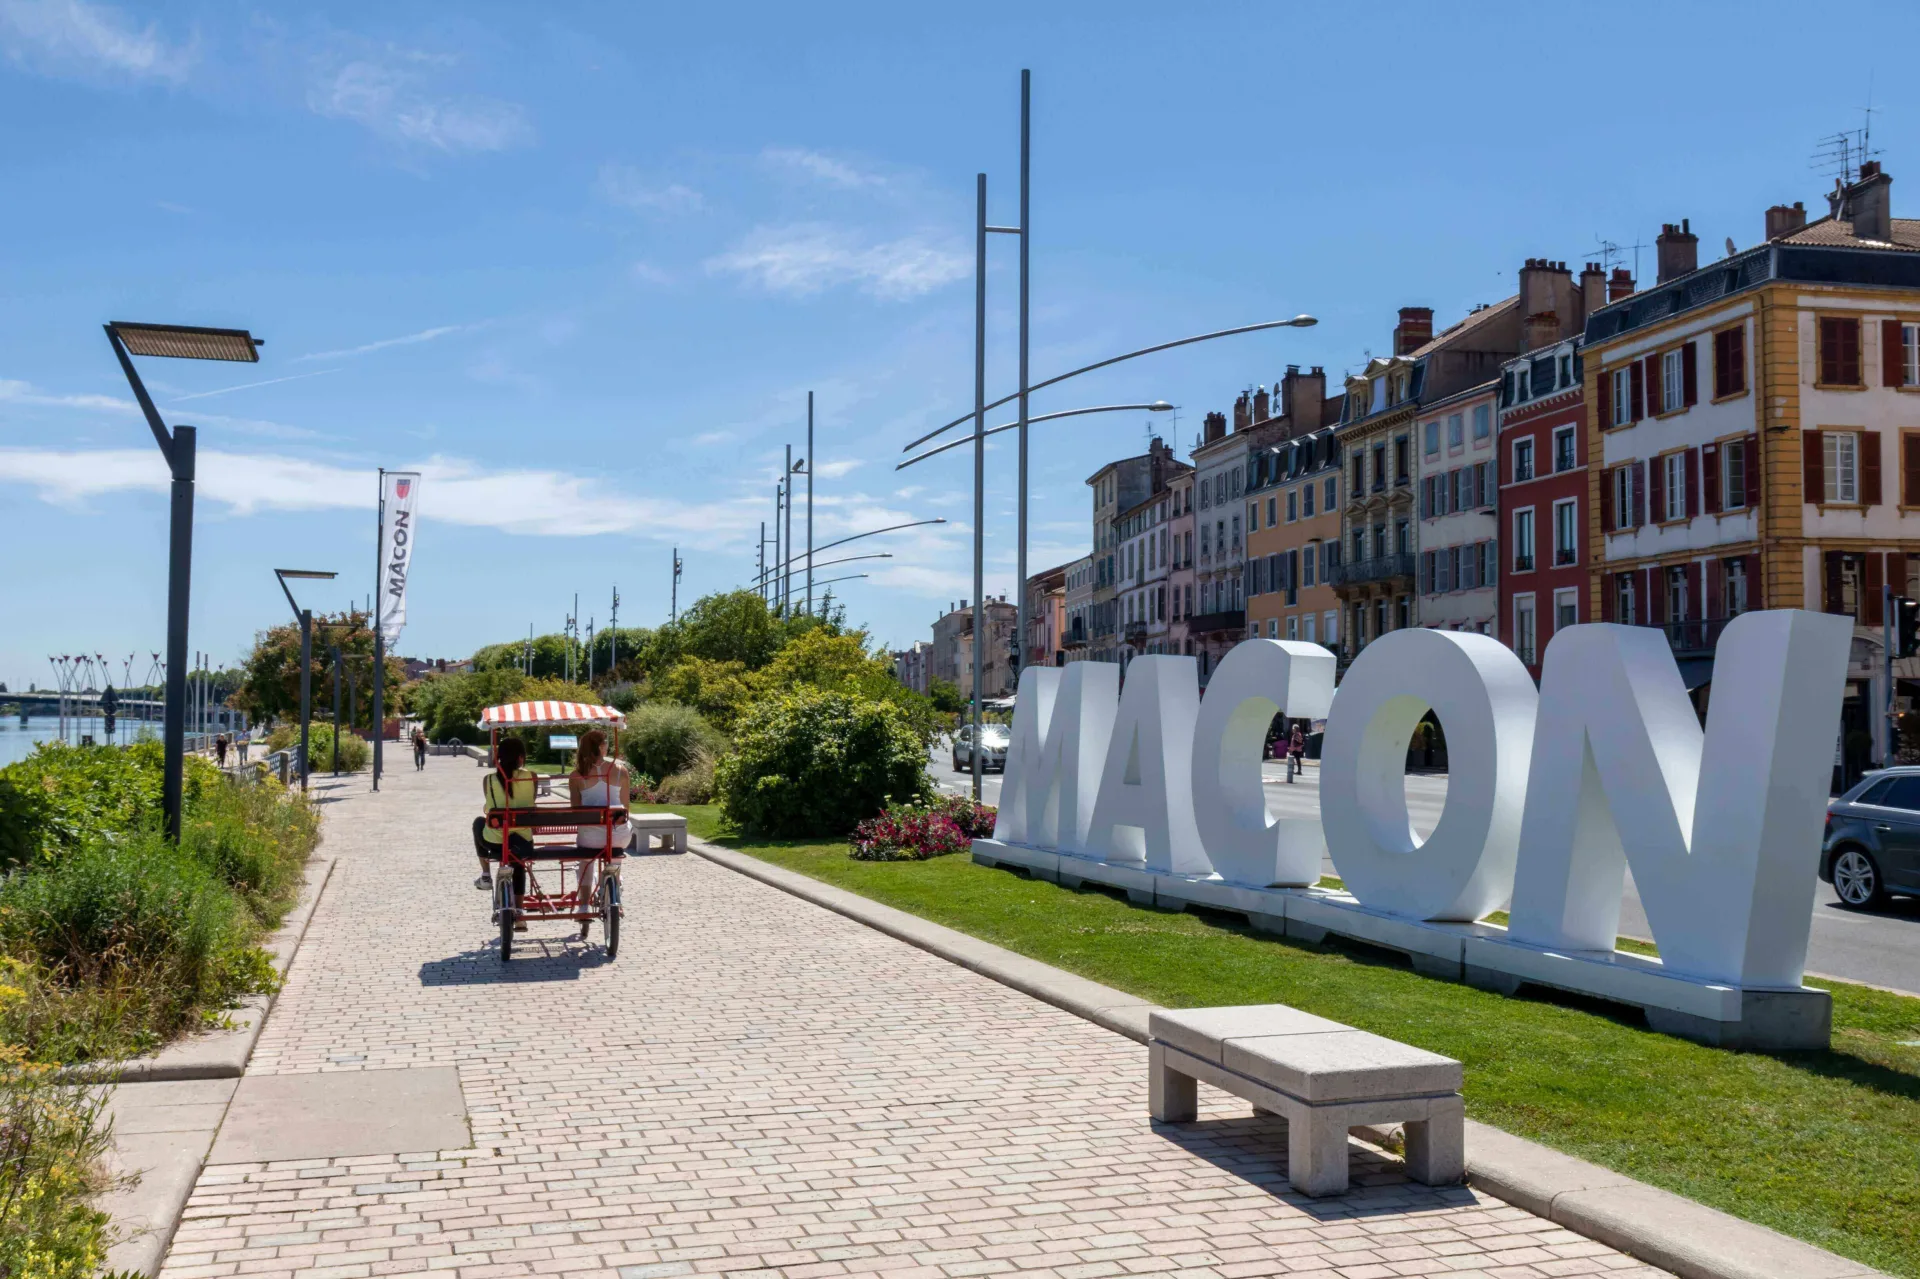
[1084, 439, 1181, 665]
[930, 596, 1018, 700]
[1415, 379, 1500, 634]
[1022, 561, 1070, 671]
[1587, 166, 1920, 765]
[1244, 367, 1343, 646]
[1190, 408, 1253, 679]
[891, 640, 932, 695]
[1497, 330, 1591, 670]
[1061, 555, 1094, 662]
[1166, 470, 1196, 658]
[1115, 482, 1181, 664]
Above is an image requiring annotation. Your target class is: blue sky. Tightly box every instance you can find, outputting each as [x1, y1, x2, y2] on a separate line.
[4, 1, 1918, 688]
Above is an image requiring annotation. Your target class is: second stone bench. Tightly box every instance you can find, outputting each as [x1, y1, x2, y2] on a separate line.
[1148, 1003, 1464, 1197]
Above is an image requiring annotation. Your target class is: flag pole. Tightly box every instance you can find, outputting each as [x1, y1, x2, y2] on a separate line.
[371, 467, 384, 792]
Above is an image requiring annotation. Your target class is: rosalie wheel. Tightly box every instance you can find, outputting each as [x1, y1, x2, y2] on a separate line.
[496, 875, 515, 961]
[601, 874, 621, 959]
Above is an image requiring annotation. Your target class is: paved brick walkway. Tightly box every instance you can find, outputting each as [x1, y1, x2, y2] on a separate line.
[160, 760, 1667, 1279]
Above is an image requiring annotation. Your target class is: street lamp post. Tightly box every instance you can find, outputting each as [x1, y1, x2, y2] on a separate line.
[106, 320, 264, 840]
[275, 569, 337, 792]
[806, 392, 814, 614]
[329, 643, 342, 774]
[752, 519, 948, 594]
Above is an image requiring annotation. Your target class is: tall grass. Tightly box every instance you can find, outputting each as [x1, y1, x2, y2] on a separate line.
[0, 1046, 115, 1279]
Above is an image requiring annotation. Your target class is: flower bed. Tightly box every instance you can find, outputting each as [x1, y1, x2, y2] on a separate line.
[851, 795, 998, 861]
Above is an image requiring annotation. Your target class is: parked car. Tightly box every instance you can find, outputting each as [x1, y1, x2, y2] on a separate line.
[952, 723, 1010, 773]
[1820, 766, 1920, 909]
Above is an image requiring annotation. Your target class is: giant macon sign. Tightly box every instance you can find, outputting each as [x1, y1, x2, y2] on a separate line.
[979, 610, 1851, 1049]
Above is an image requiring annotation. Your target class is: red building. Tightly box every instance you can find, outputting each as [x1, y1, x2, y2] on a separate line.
[1496, 329, 1592, 675]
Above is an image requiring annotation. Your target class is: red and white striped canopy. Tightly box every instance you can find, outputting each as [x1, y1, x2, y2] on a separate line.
[481, 700, 624, 728]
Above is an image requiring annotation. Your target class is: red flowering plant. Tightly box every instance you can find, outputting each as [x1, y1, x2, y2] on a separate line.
[850, 795, 997, 861]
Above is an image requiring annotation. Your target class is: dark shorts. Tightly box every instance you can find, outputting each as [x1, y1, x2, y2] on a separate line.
[471, 818, 532, 861]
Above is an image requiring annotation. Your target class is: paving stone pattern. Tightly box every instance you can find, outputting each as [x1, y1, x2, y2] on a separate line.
[161, 762, 1669, 1279]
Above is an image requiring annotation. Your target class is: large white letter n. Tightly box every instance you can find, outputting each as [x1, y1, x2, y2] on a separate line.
[1507, 611, 1850, 988]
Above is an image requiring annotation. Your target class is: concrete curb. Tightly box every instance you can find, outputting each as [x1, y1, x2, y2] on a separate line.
[689, 838, 1889, 1279]
[64, 856, 336, 1084]
[93, 854, 337, 1278]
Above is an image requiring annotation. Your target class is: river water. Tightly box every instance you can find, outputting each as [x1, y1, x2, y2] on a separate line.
[0, 715, 163, 767]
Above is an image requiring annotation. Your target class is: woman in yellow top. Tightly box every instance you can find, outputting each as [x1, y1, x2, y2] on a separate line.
[471, 736, 535, 929]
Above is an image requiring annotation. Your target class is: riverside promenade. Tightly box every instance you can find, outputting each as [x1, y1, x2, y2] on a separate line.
[158, 761, 1664, 1279]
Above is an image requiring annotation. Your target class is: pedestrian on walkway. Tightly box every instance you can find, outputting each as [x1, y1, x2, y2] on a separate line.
[214, 733, 229, 768]
[1287, 723, 1306, 782]
[412, 727, 427, 771]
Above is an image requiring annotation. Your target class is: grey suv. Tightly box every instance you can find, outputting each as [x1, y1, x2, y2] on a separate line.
[951, 723, 1009, 773]
[1821, 767, 1920, 909]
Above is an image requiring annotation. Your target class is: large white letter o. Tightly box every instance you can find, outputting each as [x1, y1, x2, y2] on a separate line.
[1319, 629, 1536, 921]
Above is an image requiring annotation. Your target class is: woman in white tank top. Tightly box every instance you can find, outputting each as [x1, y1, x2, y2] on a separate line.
[568, 729, 631, 938]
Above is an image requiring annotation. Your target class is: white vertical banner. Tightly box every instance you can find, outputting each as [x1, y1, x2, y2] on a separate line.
[378, 471, 421, 645]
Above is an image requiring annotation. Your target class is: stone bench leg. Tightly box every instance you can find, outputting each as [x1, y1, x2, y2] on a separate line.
[672, 827, 687, 854]
[1287, 1107, 1351, 1197]
[1402, 1095, 1465, 1185]
[1147, 1044, 1196, 1123]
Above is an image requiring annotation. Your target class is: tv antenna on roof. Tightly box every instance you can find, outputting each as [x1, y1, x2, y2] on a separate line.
[1812, 88, 1882, 189]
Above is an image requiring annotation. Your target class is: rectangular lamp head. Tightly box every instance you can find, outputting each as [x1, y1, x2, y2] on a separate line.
[275, 569, 338, 580]
[110, 321, 261, 363]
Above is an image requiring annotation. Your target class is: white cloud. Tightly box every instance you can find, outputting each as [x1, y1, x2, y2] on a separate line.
[599, 163, 703, 215]
[691, 430, 733, 447]
[706, 224, 967, 301]
[0, 378, 133, 413]
[812, 458, 862, 479]
[0, 447, 763, 541]
[762, 147, 884, 189]
[308, 60, 531, 153]
[295, 324, 467, 363]
[0, 0, 192, 82]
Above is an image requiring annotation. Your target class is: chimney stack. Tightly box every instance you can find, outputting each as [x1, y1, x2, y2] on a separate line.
[1279, 365, 1300, 416]
[1518, 258, 1577, 346]
[1523, 312, 1561, 353]
[1283, 365, 1328, 430]
[1233, 391, 1252, 431]
[1850, 162, 1893, 241]
[1655, 219, 1698, 284]
[1579, 262, 1607, 321]
[1608, 267, 1635, 303]
[1204, 410, 1226, 444]
[1765, 200, 1807, 241]
[1394, 306, 1433, 355]
[1253, 385, 1271, 423]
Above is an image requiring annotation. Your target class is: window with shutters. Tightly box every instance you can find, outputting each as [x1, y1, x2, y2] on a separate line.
[1905, 323, 1920, 387]
[1724, 558, 1749, 616]
[1473, 404, 1491, 440]
[1286, 491, 1297, 523]
[1612, 466, 1634, 530]
[1615, 573, 1636, 625]
[1722, 437, 1747, 510]
[1818, 316, 1863, 386]
[1513, 508, 1535, 572]
[1824, 431, 1860, 503]
[1661, 452, 1687, 521]
[1514, 438, 1534, 483]
[1713, 324, 1747, 398]
[1667, 566, 1689, 622]
[1554, 587, 1578, 633]
[1554, 499, 1578, 566]
[1611, 368, 1633, 426]
[1514, 595, 1537, 665]
[1302, 482, 1314, 517]
[1660, 348, 1685, 413]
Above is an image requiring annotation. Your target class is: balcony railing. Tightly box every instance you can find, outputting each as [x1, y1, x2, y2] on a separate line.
[1124, 621, 1149, 644]
[1327, 552, 1416, 588]
[1554, 547, 1577, 566]
[1661, 617, 1730, 656]
[1187, 609, 1246, 635]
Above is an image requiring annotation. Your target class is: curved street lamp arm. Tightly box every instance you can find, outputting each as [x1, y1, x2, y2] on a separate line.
[752, 517, 946, 583]
[897, 403, 1170, 472]
[752, 551, 893, 586]
[900, 315, 1315, 453]
[809, 572, 869, 590]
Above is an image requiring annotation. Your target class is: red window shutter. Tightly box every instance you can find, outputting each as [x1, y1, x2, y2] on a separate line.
[1713, 329, 1730, 397]
[1906, 433, 1920, 506]
[1863, 431, 1884, 505]
[1885, 320, 1906, 388]
[1685, 562, 1701, 621]
[1707, 558, 1725, 619]
[1635, 569, 1649, 624]
[1649, 453, 1666, 520]
[1682, 341, 1699, 407]
[1600, 467, 1615, 531]
[1632, 460, 1646, 526]
[1746, 434, 1762, 509]
[1804, 429, 1825, 503]
[1630, 361, 1645, 421]
[1597, 367, 1613, 428]
[1866, 553, 1886, 625]
[1649, 566, 1666, 623]
[1602, 573, 1615, 621]
[1892, 552, 1909, 598]
[1646, 354, 1664, 414]
[1685, 448, 1701, 518]
[1730, 325, 1747, 394]
[1823, 550, 1845, 614]
[1703, 443, 1721, 514]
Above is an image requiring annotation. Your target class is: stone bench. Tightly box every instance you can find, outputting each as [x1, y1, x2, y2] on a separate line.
[629, 812, 688, 854]
[1148, 1004, 1464, 1197]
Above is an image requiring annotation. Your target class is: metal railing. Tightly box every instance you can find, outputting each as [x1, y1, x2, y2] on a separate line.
[1187, 608, 1246, 634]
[1661, 617, 1730, 655]
[1327, 552, 1416, 588]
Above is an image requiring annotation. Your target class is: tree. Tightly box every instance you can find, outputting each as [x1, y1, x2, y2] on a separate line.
[927, 678, 964, 715]
[647, 657, 754, 729]
[231, 611, 405, 726]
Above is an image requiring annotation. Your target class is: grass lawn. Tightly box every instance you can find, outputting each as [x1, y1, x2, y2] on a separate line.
[635, 802, 1920, 1278]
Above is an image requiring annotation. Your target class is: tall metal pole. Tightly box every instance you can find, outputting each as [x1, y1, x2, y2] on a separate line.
[758, 522, 766, 602]
[298, 610, 312, 791]
[610, 586, 619, 675]
[162, 429, 194, 835]
[773, 483, 783, 607]
[1886, 581, 1896, 764]
[1016, 68, 1033, 685]
[972, 171, 987, 803]
[806, 391, 815, 616]
[783, 444, 794, 616]
[371, 469, 384, 792]
[330, 643, 342, 774]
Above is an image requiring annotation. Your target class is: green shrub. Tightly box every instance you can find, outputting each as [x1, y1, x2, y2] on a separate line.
[624, 703, 726, 781]
[268, 723, 370, 774]
[0, 742, 219, 871]
[715, 688, 932, 838]
[658, 751, 717, 804]
[0, 1046, 114, 1279]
